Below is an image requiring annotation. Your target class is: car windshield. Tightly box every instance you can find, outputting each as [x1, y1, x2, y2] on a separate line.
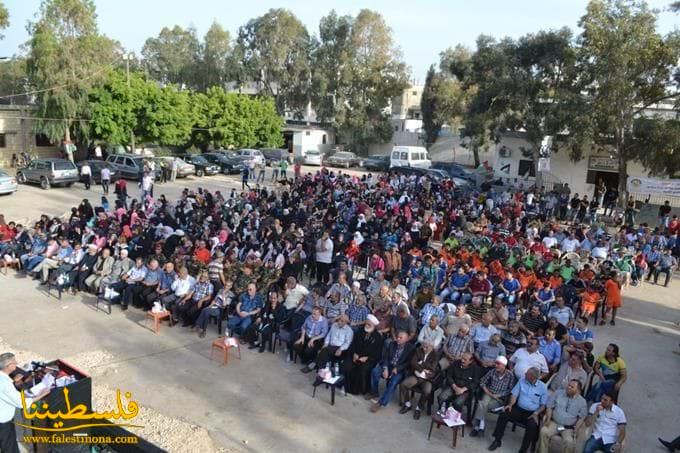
[336, 152, 352, 158]
[307, 151, 320, 156]
[191, 156, 208, 164]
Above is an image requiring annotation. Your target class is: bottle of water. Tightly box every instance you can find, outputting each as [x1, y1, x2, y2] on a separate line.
[334, 362, 340, 377]
[438, 403, 446, 416]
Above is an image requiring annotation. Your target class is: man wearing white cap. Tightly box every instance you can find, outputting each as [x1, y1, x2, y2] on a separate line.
[471, 355, 516, 437]
[345, 315, 384, 395]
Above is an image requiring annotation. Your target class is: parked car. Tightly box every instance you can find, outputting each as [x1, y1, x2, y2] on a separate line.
[304, 150, 323, 166]
[323, 151, 362, 168]
[203, 152, 244, 174]
[0, 169, 18, 195]
[260, 148, 290, 166]
[431, 161, 476, 183]
[105, 153, 161, 180]
[179, 154, 219, 177]
[233, 149, 265, 166]
[76, 160, 120, 184]
[361, 155, 390, 172]
[450, 176, 474, 191]
[16, 158, 79, 190]
[154, 157, 194, 178]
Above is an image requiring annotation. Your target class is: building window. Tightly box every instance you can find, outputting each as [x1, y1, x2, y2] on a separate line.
[322, 134, 327, 145]
[518, 159, 536, 177]
[35, 134, 52, 147]
[0, 133, 6, 148]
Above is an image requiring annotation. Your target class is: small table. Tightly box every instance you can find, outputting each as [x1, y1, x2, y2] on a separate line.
[427, 413, 465, 449]
[145, 310, 171, 334]
[312, 375, 344, 406]
[210, 337, 242, 366]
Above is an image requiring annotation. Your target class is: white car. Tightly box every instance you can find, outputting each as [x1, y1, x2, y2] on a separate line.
[0, 169, 18, 195]
[234, 149, 265, 166]
[304, 151, 323, 166]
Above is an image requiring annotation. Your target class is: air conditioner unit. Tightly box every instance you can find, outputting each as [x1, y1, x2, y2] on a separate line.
[499, 147, 512, 158]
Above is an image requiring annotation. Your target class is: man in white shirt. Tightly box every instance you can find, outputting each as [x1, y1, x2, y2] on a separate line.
[80, 161, 92, 190]
[580, 391, 626, 453]
[315, 231, 333, 284]
[284, 276, 309, 311]
[162, 267, 195, 324]
[141, 172, 154, 200]
[542, 231, 558, 249]
[561, 233, 581, 253]
[100, 166, 111, 195]
[510, 338, 549, 380]
[1, 353, 49, 453]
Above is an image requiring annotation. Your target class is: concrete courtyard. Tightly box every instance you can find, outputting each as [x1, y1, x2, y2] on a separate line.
[0, 169, 678, 452]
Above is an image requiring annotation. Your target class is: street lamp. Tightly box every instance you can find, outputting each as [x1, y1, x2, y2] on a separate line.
[123, 52, 136, 152]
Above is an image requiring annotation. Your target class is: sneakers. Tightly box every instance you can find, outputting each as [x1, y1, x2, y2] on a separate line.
[370, 402, 382, 413]
[399, 404, 412, 414]
[413, 409, 421, 420]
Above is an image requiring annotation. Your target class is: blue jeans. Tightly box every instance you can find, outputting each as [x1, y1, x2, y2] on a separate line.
[587, 379, 616, 403]
[583, 435, 615, 453]
[370, 364, 403, 406]
[227, 315, 252, 336]
[196, 306, 221, 330]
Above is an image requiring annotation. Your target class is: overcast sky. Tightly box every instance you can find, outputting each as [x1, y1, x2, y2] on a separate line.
[1, 0, 677, 82]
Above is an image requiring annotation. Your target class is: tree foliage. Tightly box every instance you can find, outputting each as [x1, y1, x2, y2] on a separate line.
[141, 25, 201, 88]
[576, 0, 680, 200]
[0, 58, 28, 102]
[235, 8, 311, 116]
[311, 9, 409, 153]
[89, 70, 145, 145]
[26, 0, 118, 143]
[197, 22, 232, 92]
[0, 1, 9, 39]
[191, 87, 283, 150]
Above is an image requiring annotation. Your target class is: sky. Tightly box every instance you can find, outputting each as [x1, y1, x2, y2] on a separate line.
[1, 0, 678, 82]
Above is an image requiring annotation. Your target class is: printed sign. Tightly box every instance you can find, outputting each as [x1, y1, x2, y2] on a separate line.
[627, 176, 680, 197]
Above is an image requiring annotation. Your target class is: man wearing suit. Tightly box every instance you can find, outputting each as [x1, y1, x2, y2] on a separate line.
[368, 330, 415, 412]
[398, 340, 439, 419]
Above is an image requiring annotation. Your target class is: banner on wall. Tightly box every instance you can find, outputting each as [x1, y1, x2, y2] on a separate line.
[627, 176, 680, 197]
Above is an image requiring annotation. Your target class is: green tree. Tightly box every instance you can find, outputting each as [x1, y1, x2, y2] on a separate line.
[234, 8, 312, 116]
[311, 9, 409, 153]
[191, 87, 282, 150]
[89, 70, 146, 145]
[137, 84, 194, 145]
[421, 54, 467, 150]
[0, 1, 9, 39]
[0, 58, 28, 103]
[197, 22, 232, 91]
[576, 0, 680, 202]
[142, 25, 201, 88]
[26, 0, 117, 144]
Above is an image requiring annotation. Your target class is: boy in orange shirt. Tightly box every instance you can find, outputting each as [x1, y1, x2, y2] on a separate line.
[580, 284, 601, 317]
[602, 272, 622, 326]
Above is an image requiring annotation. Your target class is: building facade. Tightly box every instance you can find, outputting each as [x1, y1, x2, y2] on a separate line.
[0, 105, 60, 168]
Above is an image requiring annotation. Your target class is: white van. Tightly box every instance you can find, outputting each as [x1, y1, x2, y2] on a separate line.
[390, 146, 432, 168]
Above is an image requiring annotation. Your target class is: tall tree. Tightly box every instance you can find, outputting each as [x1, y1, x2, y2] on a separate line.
[0, 1, 9, 39]
[197, 22, 232, 91]
[311, 9, 409, 153]
[576, 0, 680, 202]
[235, 8, 311, 116]
[26, 0, 117, 143]
[142, 25, 201, 88]
[0, 58, 28, 104]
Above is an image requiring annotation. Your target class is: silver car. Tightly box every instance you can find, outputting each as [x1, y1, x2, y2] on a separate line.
[0, 169, 18, 195]
[16, 158, 79, 190]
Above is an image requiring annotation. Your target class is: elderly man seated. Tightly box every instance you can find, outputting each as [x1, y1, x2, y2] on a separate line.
[227, 283, 264, 336]
[437, 351, 481, 413]
[501, 319, 527, 356]
[488, 367, 548, 452]
[368, 330, 415, 413]
[471, 356, 516, 437]
[398, 340, 438, 419]
[549, 351, 589, 392]
[312, 314, 354, 372]
[440, 324, 475, 371]
[538, 380, 588, 453]
[510, 337, 549, 381]
[475, 332, 506, 371]
[470, 312, 499, 349]
[441, 303, 472, 338]
[392, 303, 418, 343]
[417, 315, 444, 349]
[293, 307, 329, 367]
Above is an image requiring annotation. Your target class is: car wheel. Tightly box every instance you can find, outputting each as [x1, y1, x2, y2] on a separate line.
[40, 177, 50, 190]
[196, 169, 204, 177]
[65, 183, 74, 187]
[16, 173, 26, 184]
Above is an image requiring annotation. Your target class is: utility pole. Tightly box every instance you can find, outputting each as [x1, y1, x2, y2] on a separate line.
[125, 53, 136, 153]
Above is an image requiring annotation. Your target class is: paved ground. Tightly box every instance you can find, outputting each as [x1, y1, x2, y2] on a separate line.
[1, 167, 679, 452]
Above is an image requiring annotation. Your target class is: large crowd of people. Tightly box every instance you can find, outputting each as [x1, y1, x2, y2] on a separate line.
[1, 165, 678, 453]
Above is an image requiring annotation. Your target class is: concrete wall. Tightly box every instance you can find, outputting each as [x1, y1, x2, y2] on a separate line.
[368, 130, 422, 156]
[291, 129, 335, 158]
[0, 105, 60, 169]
